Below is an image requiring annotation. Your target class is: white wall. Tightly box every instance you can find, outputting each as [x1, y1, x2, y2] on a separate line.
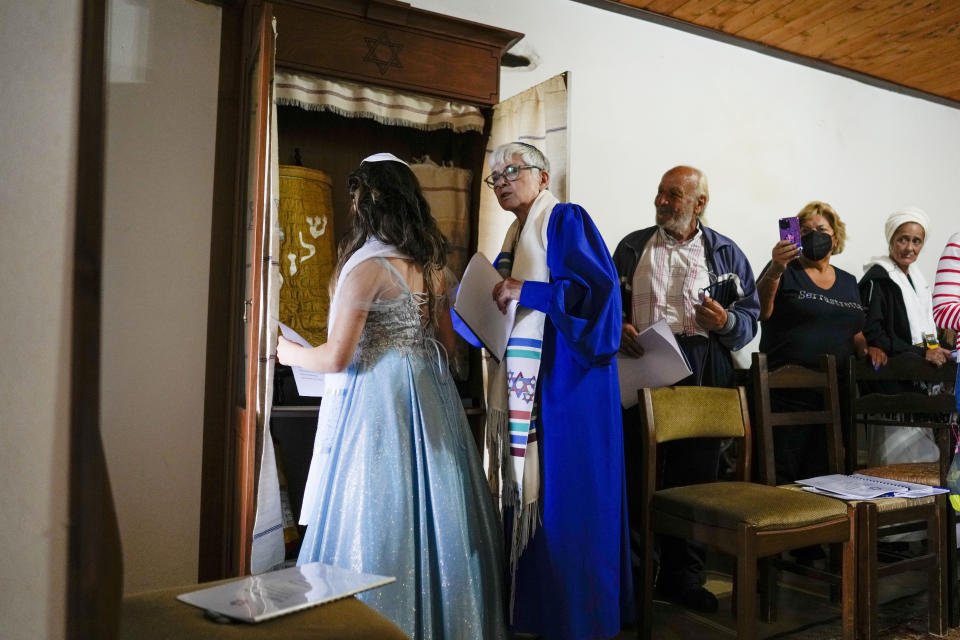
[417, 0, 960, 358]
[0, 2, 81, 638]
[67, 0, 960, 603]
[101, 0, 221, 593]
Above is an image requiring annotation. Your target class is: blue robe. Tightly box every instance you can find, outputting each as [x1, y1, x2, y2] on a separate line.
[455, 203, 633, 639]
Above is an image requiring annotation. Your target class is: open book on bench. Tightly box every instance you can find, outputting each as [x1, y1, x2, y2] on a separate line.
[797, 473, 948, 500]
[177, 563, 394, 623]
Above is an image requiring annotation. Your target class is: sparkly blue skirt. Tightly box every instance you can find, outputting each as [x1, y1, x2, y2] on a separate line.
[297, 348, 507, 639]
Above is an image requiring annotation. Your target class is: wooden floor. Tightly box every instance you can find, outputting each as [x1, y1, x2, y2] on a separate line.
[615, 565, 937, 640]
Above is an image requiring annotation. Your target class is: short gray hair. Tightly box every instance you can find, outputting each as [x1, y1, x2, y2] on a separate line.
[489, 142, 550, 174]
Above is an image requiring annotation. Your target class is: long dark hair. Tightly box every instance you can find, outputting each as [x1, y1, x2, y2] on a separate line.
[335, 159, 448, 325]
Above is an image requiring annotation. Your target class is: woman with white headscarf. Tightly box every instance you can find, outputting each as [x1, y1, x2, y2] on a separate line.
[859, 207, 953, 465]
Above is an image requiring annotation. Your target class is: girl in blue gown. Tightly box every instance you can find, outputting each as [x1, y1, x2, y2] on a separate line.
[277, 153, 507, 639]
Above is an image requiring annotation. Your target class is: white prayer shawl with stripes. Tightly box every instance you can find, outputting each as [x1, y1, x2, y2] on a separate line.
[486, 189, 558, 578]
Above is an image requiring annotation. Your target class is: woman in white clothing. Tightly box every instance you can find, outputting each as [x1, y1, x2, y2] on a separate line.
[859, 208, 954, 465]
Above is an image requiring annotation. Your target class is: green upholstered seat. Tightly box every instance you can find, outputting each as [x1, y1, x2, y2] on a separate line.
[652, 481, 849, 531]
[120, 583, 408, 640]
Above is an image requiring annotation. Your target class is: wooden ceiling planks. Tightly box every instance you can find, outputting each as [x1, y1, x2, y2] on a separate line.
[705, 0, 796, 34]
[606, 0, 960, 103]
[736, 0, 846, 41]
[826, 3, 956, 62]
[670, 0, 732, 22]
[693, 1, 772, 31]
[777, 0, 914, 59]
[746, 1, 861, 45]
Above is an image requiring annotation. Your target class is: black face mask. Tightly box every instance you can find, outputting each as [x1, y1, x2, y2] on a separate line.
[801, 230, 833, 261]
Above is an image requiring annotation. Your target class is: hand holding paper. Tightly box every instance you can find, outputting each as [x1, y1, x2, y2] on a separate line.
[493, 277, 524, 314]
[278, 322, 326, 397]
[617, 319, 692, 408]
[454, 253, 517, 361]
[620, 323, 645, 358]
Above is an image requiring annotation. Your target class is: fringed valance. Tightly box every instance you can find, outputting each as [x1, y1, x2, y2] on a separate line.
[275, 71, 486, 133]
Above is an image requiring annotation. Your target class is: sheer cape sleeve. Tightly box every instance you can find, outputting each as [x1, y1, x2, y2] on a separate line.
[331, 258, 410, 313]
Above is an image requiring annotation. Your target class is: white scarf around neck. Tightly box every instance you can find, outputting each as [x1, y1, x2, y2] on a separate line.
[864, 255, 936, 345]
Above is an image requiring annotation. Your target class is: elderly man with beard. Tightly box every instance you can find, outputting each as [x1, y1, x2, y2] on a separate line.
[612, 165, 759, 613]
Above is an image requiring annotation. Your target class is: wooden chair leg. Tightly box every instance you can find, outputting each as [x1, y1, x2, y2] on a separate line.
[857, 503, 877, 640]
[758, 556, 778, 623]
[736, 525, 757, 640]
[949, 505, 960, 628]
[828, 542, 841, 603]
[930, 497, 948, 636]
[842, 508, 857, 640]
[640, 525, 654, 640]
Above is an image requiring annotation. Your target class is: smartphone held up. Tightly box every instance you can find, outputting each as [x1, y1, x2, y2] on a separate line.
[778, 216, 801, 246]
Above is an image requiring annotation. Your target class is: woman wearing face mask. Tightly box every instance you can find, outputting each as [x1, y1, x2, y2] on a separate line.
[859, 208, 953, 466]
[757, 201, 868, 484]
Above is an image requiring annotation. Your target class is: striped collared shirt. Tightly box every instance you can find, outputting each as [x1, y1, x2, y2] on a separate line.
[631, 225, 711, 337]
[933, 232, 960, 341]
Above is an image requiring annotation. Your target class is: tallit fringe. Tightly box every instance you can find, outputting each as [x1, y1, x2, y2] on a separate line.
[274, 98, 484, 133]
[485, 406, 508, 507]
[507, 499, 541, 621]
[486, 404, 544, 620]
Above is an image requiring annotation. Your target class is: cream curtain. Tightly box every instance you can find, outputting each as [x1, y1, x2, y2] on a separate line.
[409, 158, 473, 380]
[251, 21, 286, 574]
[409, 158, 472, 277]
[477, 73, 569, 261]
[476, 74, 569, 447]
[275, 71, 486, 133]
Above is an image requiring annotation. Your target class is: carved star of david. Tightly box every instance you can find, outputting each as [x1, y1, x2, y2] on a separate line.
[363, 31, 403, 75]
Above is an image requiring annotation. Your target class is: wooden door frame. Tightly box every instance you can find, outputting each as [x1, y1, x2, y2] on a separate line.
[199, 0, 275, 580]
[236, 0, 276, 576]
[199, 0, 522, 582]
[68, 0, 123, 637]
[199, 0, 246, 582]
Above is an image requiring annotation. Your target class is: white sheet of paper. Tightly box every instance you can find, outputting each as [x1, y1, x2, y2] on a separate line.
[278, 322, 326, 397]
[454, 253, 517, 361]
[177, 562, 395, 623]
[798, 473, 948, 500]
[617, 319, 693, 408]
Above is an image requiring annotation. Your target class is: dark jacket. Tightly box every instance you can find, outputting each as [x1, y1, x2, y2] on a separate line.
[612, 224, 759, 388]
[612, 224, 760, 351]
[859, 263, 925, 358]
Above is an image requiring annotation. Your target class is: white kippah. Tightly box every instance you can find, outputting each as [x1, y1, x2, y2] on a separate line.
[361, 152, 408, 166]
[884, 206, 929, 244]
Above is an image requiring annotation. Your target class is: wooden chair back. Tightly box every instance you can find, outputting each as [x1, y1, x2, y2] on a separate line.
[751, 353, 844, 486]
[639, 385, 752, 500]
[848, 354, 957, 480]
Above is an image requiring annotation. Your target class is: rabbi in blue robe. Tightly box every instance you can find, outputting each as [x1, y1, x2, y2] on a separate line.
[454, 141, 633, 640]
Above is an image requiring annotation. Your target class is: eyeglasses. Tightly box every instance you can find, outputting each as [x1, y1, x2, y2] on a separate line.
[483, 164, 542, 188]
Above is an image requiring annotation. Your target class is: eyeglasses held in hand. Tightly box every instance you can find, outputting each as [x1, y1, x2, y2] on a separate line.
[483, 164, 542, 188]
